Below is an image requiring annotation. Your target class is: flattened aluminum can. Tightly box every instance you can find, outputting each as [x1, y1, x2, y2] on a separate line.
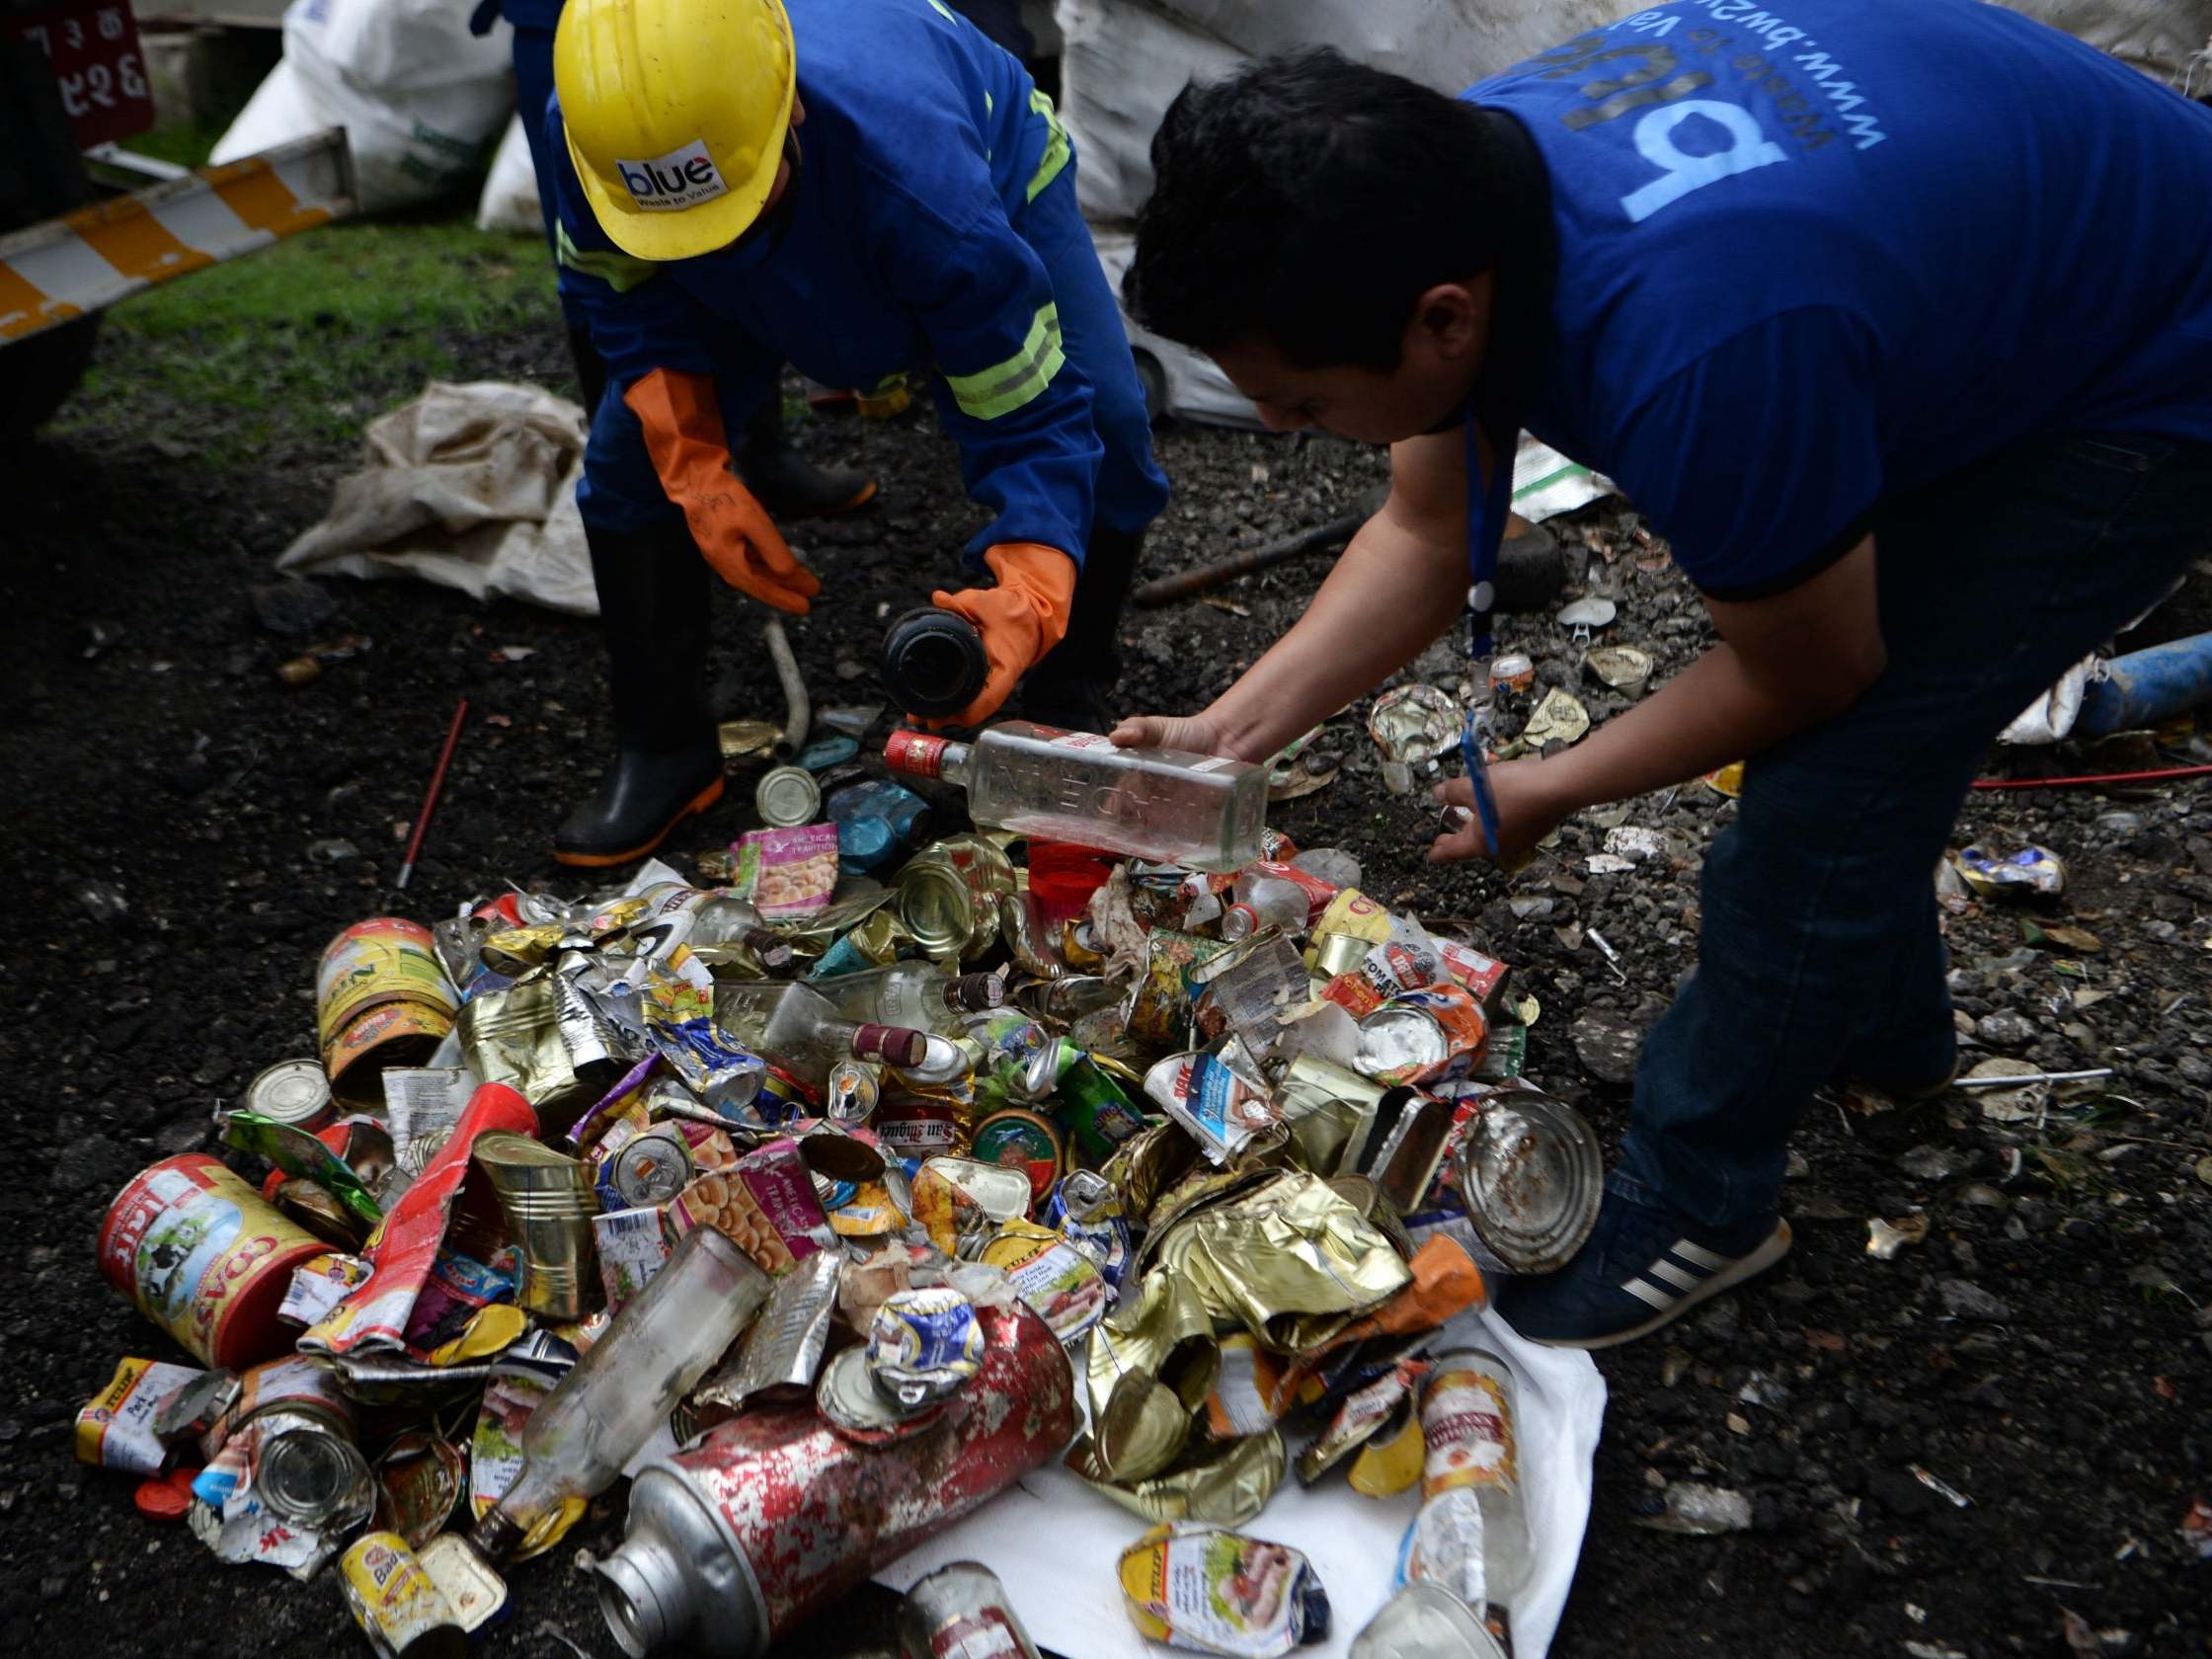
[341, 1532, 468, 1659]
[242, 1058, 335, 1132]
[865, 1286, 985, 1410]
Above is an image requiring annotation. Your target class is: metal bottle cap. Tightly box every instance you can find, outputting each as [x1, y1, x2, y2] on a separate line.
[754, 765, 823, 828]
[882, 606, 989, 718]
[243, 1058, 334, 1129]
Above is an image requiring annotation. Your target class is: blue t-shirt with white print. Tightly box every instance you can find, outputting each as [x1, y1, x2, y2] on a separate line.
[1472, 0, 2212, 594]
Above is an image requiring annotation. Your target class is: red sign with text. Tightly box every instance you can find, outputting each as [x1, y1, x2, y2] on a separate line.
[13, 0, 156, 150]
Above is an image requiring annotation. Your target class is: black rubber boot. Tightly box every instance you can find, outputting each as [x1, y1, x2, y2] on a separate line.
[1017, 524, 1145, 733]
[737, 398, 877, 519]
[566, 323, 608, 420]
[554, 519, 726, 867]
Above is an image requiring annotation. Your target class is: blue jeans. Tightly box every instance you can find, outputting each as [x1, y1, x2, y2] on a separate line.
[1618, 430, 2212, 1228]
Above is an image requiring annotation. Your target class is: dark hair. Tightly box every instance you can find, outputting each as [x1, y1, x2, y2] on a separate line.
[1125, 48, 1504, 372]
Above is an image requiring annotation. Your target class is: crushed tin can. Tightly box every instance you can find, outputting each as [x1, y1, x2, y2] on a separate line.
[1144, 1052, 1281, 1164]
[864, 1285, 986, 1411]
[978, 1218, 1110, 1344]
[372, 1428, 468, 1548]
[418, 1534, 509, 1637]
[76, 1356, 205, 1474]
[316, 918, 460, 1108]
[340, 1532, 468, 1659]
[897, 834, 1016, 961]
[1366, 684, 1460, 766]
[1355, 987, 1489, 1088]
[1117, 1523, 1330, 1658]
[695, 1247, 840, 1413]
[1581, 643, 1653, 695]
[969, 1107, 1066, 1209]
[896, 1561, 1046, 1659]
[1954, 842, 2067, 899]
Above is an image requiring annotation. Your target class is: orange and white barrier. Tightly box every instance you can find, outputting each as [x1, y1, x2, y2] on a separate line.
[0, 126, 356, 345]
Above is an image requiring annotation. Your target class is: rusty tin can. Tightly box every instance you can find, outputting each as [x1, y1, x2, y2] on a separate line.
[593, 1298, 1075, 1658]
[99, 1153, 329, 1368]
[1448, 1087, 1604, 1275]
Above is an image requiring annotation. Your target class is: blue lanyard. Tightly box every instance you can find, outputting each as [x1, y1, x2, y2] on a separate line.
[1461, 407, 1513, 855]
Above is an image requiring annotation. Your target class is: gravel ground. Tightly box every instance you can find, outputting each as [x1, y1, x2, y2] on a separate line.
[3, 308, 2209, 1659]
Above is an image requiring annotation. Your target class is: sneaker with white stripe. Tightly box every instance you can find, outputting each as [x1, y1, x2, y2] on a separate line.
[1495, 1191, 1792, 1351]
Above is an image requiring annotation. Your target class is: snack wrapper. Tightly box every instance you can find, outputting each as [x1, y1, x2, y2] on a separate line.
[732, 824, 841, 919]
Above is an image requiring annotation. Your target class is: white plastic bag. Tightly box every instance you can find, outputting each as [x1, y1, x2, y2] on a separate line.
[476, 113, 545, 235]
[211, 0, 514, 214]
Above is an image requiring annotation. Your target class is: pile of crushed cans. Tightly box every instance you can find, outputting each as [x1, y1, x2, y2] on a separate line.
[79, 719, 1606, 1659]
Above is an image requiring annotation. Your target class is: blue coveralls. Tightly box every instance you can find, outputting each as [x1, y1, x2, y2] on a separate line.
[546, 0, 1168, 569]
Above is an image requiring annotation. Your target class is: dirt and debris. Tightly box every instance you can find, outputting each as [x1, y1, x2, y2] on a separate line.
[3, 311, 2209, 1656]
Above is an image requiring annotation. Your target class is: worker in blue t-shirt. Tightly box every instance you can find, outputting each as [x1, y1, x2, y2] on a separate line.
[529, 0, 1166, 866]
[1114, 0, 2212, 1348]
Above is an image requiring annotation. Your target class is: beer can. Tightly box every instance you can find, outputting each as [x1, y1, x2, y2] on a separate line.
[242, 1059, 335, 1133]
[754, 766, 823, 829]
[1489, 653, 1537, 695]
[316, 919, 460, 1107]
[98, 1153, 328, 1369]
[340, 1532, 468, 1659]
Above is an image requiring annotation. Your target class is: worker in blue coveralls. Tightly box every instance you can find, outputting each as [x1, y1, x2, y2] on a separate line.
[515, 0, 1166, 867]
[1111, 0, 2212, 1347]
[467, 0, 902, 522]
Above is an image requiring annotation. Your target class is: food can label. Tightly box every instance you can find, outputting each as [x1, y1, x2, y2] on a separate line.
[1421, 1361, 1517, 1500]
[76, 1356, 201, 1473]
[98, 1154, 323, 1367]
[930, 1608, 1024, 1659]
[341, 1532, 455, 1657]
[978, 1221, 1106, 1343]
[593, 1206, 673, 1314]
[316, 918, 456, 1050]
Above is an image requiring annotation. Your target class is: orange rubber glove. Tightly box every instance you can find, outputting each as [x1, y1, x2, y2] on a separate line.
[922, 542, 1077, 728]
[624, 368, 822, 615]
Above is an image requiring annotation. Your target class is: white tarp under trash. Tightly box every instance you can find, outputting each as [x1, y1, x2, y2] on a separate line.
[276, 380, 596, 614]
[880, 1307, 1606, 1659]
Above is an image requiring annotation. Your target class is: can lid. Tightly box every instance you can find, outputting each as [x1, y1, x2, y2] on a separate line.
[258, 1425, 375, 1530]
[754, 766, 823, 829]
[882, 607, 989, 717]
[245, 1059, 333, 1126]
[1452, 1091, 1605, 1274]
[612, 1130, 693, 1206]
[884, 729, 951, 781]
[896, 859, 978, 955]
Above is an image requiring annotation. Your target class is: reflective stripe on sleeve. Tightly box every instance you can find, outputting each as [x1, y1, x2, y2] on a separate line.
[1026, 86, 1070, 202]
[941, 301, 1065, 421]
[556, 222, 659, 294]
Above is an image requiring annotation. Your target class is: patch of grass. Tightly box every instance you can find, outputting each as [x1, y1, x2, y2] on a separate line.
[56, 214, 556, 461]
[118, 118, 229, 171]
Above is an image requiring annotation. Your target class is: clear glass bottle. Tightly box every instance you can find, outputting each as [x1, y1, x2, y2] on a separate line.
[719, 982, 959, 1086]
[1414, 1349, 1532, 1612]
[884, 722, 1268, 873]
[470, 1227, 770, 1562]
[815, 962, 1003, 1032]
[689, 896, 793, 971]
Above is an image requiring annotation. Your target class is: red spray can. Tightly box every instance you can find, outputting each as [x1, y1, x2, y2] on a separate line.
[593, 1298, 1075, 1657]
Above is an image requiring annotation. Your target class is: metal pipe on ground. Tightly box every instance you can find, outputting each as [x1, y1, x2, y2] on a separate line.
[1132, 483, 1567, 612]
[762, 617, 810, 760]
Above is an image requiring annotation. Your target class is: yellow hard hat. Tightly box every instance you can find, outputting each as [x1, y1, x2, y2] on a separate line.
[554, 0, 797, 262]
